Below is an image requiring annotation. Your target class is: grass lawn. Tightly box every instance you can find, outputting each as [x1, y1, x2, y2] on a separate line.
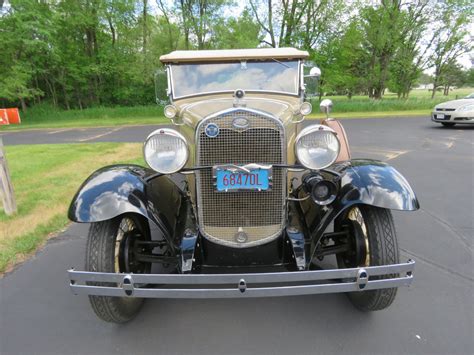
[1, 88, 472, 131]
[310, 88, 473, 113]
[0, 142, 145, 273]
[1, 105, 168, 130]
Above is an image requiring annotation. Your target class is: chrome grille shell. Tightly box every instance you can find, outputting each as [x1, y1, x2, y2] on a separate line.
[196, 108, 286, 248]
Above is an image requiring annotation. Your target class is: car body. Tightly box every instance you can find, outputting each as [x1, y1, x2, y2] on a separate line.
[67, 48, 419, 323]
[431, 93, 474, 126]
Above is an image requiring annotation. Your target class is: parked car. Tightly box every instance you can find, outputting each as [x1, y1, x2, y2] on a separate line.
[67, 48, 418, 323]
[432, 93, 474, 127]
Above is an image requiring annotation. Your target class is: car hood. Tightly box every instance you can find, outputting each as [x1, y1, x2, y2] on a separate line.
[435, 98, 474, 109]
[178, 96, 301, 128]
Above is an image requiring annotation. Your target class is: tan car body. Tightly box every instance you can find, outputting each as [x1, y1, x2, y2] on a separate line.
[160, 48, 313, 202]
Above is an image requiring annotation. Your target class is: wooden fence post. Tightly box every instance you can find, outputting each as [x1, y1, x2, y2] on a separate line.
[0, 137, 17, 215]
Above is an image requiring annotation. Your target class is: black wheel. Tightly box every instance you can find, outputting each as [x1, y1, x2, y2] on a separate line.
[335, 206, 399, 311]
[85, 214, 151, 323]
[441, 122, 455, 127]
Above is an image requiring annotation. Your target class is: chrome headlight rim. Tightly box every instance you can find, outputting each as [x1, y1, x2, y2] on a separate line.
[143, 128, 189, 174]
[295, 125, 340, 170]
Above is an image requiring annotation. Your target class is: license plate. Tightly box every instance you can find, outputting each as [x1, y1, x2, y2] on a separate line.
[436, 113, 445, 119]
[215, 168, 270, 191]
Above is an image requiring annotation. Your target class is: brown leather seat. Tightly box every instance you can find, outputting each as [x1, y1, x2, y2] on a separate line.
[322, 118, 351, 162]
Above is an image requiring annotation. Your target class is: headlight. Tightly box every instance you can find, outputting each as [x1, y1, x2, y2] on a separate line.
[300, 102, 312, 115]
[143, 128, 189, 174]
[457, 104, 474, 112]
[295, 125, 340, 170]
[164, 105, 178, 118]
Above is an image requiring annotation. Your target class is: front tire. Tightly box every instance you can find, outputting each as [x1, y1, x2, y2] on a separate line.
[336, 206, 399, 311]
[85, 214, 151, 323]
[441, 122, 455, 127]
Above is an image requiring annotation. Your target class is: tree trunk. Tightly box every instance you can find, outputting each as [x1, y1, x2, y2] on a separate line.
[20, 97, 27, 112]
[197, 0, 204, 49]
[107, 16, 116, 46]
[431, 79, 438, 98]
[62, 84, 70, 110]
[268, 0, 276, 47]
[45, 77, 58, 107]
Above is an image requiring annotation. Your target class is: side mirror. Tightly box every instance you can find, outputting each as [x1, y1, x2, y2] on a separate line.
[319, 99, 333, 118]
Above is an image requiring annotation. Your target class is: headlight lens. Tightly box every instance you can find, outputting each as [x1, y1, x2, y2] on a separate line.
[457, 104, 474, 112]
[164, 105, 178, 118]
[143, 128, 188, 174]
[300, 102, 312, 115]
[295, 125, 340, 170]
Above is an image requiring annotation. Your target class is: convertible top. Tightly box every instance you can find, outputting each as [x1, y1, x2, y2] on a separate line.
[160, 47, 309, 63]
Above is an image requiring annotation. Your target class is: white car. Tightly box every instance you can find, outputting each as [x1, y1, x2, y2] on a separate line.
[432, 93, 474, 127]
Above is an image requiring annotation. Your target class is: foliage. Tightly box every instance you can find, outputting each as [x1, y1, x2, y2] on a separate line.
[427, 0, 473, 98]
[0, 0, 472, 113]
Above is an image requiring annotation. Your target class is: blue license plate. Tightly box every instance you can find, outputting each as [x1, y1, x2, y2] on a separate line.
[216, 169, 270, 191]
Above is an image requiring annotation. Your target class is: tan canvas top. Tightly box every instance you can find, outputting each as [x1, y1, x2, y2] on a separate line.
[160, 47, 309, 63]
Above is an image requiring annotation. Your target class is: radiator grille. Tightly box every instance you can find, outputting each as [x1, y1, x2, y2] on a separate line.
[196, 109, 285, 247]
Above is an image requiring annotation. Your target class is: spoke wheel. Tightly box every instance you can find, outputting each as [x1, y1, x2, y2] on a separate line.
[335, 205, 400, 311]
[85, 214, 151, 323]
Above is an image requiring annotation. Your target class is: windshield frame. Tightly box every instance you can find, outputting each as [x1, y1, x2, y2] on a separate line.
[168, 60, 302, 100]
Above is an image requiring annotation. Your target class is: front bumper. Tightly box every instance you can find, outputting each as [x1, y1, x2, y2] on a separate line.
[68, 260, 414, 299]
[432, 112, 474, 123]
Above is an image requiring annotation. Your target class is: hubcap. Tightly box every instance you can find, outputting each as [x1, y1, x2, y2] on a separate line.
[343, 207, 370, 267]
[115, 217, 149, 274]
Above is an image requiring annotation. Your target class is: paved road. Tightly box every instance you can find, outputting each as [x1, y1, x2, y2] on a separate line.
[1, 117, 473, 355]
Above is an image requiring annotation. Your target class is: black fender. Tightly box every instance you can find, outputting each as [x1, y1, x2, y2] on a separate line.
[339, 159, 419, 211]
[68, 165, 185, 248]
[306, 159, 419, 245]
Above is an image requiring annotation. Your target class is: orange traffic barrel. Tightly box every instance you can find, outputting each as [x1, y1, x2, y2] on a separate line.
[0, 108, 21, 125]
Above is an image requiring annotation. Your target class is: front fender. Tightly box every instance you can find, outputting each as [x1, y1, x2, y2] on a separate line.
[68, 165, 184, 242]
[305, 159, 419, 245]
[340, 159, 420, 211]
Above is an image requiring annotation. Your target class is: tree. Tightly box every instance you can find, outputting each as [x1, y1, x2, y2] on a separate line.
[314, 19, 367, 98]
[439, 64, 468, 95]
[388, 0, 433, 98]
[428, 0, 473, 98]
[175, 0, 231, 50]
[466, 68, 474, 87]
[358, 1, 407, 99]
[211, 9, 262, 49]
[249, 0, 344, 49]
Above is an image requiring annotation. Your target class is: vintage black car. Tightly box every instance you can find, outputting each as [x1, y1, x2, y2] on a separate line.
[68, 48, 418, 323]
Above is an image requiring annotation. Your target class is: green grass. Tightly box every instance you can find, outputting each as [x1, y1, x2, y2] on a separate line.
[1, 104, 168, 130]
[307, 109, 429, 119]
[310, 88, 473, 113]
[1, 88, 472, 131]
[0, 142, 143, 273]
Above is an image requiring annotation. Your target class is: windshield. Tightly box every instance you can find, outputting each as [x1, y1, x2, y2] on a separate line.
[464, 93, 474, 99]
[169, 60, 300, 98]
